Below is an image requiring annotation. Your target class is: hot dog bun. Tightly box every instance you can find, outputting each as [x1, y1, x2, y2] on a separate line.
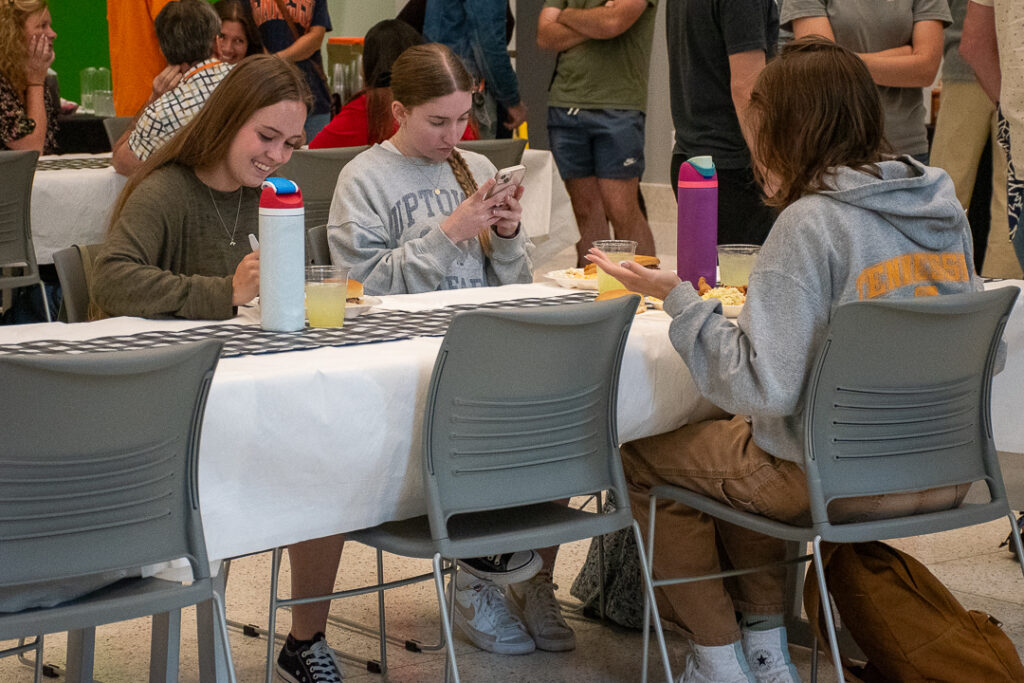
[347, 279, 364, 302]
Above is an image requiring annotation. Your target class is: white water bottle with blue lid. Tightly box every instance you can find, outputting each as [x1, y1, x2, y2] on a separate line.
[259, 177, 305, 331]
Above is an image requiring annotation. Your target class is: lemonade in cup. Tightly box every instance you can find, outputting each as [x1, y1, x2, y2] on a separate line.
[716, 244, 760, 287]
[305, 265, 349, 328]
[593, 239, 638, 294]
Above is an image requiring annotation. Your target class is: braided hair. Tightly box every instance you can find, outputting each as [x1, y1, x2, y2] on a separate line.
[391, 43, 492, 255]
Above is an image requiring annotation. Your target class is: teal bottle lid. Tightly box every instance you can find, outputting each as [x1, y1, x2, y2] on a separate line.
[687, 155, 716, 178]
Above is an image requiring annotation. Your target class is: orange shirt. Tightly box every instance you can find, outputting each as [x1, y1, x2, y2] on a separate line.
[108, 0, 174, 116]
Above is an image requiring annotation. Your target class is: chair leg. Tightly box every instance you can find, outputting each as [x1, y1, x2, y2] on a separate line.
[32, 635, 42, 683]
[810, 634, 819, 683]
[38, 282, 51, 323]
[811, 537, 845, 683]
[65, 628, 95, 683]
[375, 547, 388, 674]
[634, 519, 674, 683]
[1008, 511, 1024, 579]
[211, 589, 239, 683]
[150, 610, 181, 683]
[266, 546, 285, 683]
[432, 553, 460, 683]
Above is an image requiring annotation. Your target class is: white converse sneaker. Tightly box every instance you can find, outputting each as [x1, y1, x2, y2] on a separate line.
[678, 641, 755, 683]
[507, 574, 576, 651]
[450, 579, 535, 655]
[742, 627, 801, 683]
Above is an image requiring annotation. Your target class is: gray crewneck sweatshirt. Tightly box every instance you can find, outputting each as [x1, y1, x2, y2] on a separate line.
[663, 156, 981, 464]
[326, 141, 532, 295]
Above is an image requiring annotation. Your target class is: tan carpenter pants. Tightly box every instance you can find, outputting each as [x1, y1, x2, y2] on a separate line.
[621, 415, 967, 646]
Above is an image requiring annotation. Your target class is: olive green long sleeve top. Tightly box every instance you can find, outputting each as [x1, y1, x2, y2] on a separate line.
[93, 164, 260, 320]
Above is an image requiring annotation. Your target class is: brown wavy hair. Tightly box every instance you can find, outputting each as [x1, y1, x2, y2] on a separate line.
[0, 0, 48, 97]
[213, 0, 264, 59]
[390, 43, 491, 253]
[108, 54, 312, 231]
[750, 36, 892, 209]
[362, 19, 423, 144]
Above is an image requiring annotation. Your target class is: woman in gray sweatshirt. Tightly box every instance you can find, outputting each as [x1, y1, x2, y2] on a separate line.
[326, 43, 532, 296]
[590, 37, 980, 683]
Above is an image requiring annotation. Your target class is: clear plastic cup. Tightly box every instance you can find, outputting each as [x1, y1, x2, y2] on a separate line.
[305, 265, 349, 328]
[717, 244, 760, 287]
[593, 239, 638, 294]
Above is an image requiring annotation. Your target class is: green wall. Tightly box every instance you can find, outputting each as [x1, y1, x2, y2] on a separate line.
[50, 2, 110, 104]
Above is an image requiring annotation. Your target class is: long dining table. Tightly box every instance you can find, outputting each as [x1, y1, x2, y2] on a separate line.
[29, 148, 579, 266]
[4, 280, 1024, 681]
[3, 280, 1024, 563]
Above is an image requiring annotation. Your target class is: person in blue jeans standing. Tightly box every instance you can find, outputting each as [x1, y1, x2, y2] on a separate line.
[423, 0, 528, 138]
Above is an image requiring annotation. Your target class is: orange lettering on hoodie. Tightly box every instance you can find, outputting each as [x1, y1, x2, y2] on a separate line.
[855, 252, 969, 299]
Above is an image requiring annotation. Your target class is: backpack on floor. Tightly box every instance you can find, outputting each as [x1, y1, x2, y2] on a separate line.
[803, 540, 1024, 682]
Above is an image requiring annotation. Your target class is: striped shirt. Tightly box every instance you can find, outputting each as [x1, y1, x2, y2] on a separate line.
[128, 59, 233, 161]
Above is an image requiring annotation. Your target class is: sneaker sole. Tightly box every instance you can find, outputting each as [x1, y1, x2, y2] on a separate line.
[452, 609, 536, 655]
[533, 632, 576, 652]
[458, 553, 543, 586]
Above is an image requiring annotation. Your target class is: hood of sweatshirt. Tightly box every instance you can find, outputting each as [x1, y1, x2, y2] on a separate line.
[817, 156, 965, 252]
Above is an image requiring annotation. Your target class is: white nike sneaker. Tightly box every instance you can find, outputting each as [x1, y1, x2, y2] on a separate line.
[678, 641, 755, 683]
[450, 579, 535, 655]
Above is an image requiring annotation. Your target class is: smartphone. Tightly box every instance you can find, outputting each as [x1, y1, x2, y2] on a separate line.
[485, 164, 526, 201]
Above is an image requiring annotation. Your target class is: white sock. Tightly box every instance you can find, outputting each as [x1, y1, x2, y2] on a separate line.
[689, 641, 753, 681]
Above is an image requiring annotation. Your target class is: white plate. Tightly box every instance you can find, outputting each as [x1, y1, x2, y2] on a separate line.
[545, 268, 599, 290]
[346, 296, 381, 318]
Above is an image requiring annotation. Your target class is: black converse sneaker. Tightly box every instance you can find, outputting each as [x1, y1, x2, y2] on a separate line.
[276, 632, 343, 683]
[457, 552, 542, 586]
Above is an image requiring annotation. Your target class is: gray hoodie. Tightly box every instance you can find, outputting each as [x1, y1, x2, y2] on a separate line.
[664, 156, 981, 464]
[327, 141, 533, 295]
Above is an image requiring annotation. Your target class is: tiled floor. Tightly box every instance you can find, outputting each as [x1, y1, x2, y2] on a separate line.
[4, 186, 1023, 681]
[2, 518, 1022, 682]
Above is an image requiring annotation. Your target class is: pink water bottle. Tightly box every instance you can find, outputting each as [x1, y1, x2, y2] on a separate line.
[676, 155, 718, 287]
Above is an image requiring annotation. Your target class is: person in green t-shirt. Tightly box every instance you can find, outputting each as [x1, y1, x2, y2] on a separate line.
[538, 0, 658, 266]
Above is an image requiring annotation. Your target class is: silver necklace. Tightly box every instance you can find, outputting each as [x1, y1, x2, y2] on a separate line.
[208, 186, 243, 246]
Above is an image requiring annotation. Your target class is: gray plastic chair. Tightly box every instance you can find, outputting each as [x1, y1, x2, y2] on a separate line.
[306, 224, 329, 266]
[639, 287, 1024, 683]
[0, 340, 236, 683]
[0, 149, 50, 322]
[101, 116, 133, 148]
[52, 244, 100, 323]
[277, 146, 369, 229]
[455, 138, 527, 169]
[340, 295, 670, 682]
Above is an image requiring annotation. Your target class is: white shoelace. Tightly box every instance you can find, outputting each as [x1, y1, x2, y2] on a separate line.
[300, 639, 344, 682]
[475, 582, 528, 636]
[522, 579, 569, 632]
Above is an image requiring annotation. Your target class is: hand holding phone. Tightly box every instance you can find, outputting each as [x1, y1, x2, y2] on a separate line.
[485, 164, 526, 203]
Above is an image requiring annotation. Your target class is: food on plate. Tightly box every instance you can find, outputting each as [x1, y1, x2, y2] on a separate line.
[634, 254, 660, 269]
[347, 279, 364, 304]
[700, 286, 746, 306]
[595, 288, 647, 314]
[583, 262, 597, 276]
[696, 276, 747, 297]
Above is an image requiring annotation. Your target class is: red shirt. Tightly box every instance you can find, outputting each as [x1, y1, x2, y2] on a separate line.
[309, 92, 478, 149]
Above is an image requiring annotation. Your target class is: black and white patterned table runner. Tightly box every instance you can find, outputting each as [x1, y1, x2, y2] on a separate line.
[0, 292, 596, 358]
[37, 156, 113, 172]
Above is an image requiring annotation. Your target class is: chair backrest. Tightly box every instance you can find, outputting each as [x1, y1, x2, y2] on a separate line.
[0, 341, 222, 587]
[277, 146, 369, 229]
[102, 116, 133, 147]
[456, 138, 527, 170]
[421, 296, 638, 548]
[803, 287, 1020, 539]
[53, 243, 101, 323]
[0, 150, 42, 286]
[306, 224, 329, 266]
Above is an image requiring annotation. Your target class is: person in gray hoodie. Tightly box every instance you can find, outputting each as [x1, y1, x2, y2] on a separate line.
[327, 42, 532, 296]
[589, 37, 980, 683]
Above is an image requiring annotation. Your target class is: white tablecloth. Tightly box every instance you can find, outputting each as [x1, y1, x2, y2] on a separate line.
[31, 155, 127, 265]
[0, 284, 715, 563]
[4, 281, 1022, 562]
[28, 150, 579, 267]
